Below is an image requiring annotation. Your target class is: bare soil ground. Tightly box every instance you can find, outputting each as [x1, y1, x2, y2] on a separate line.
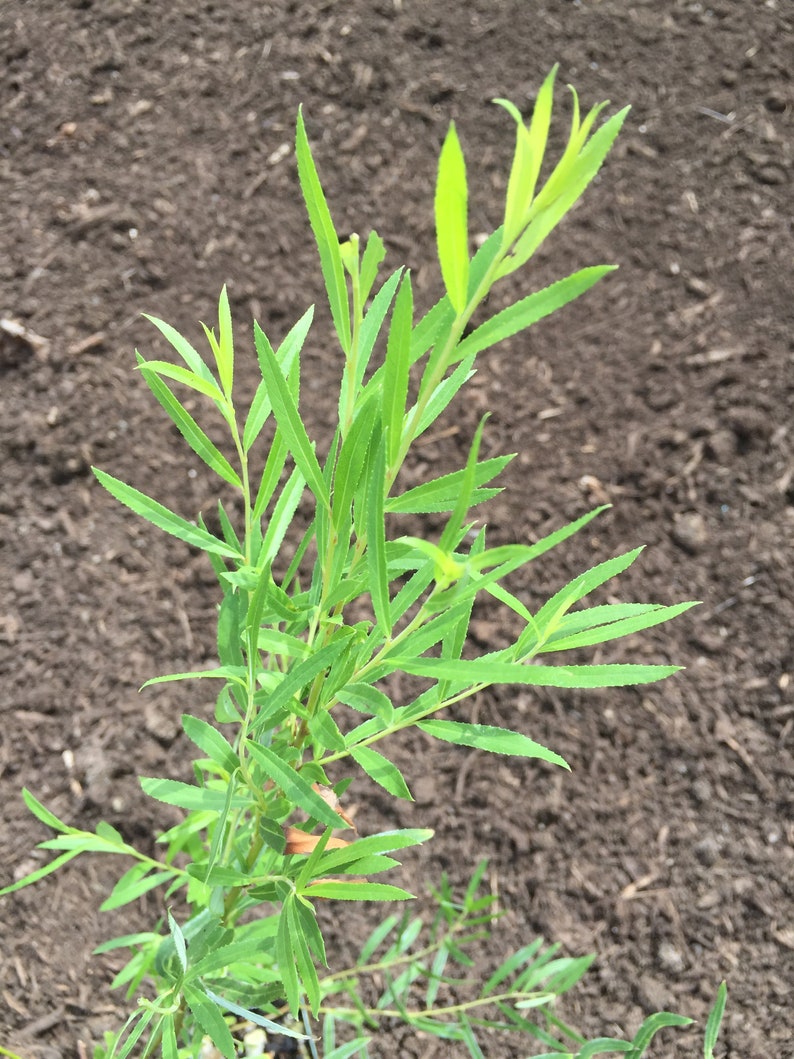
[1, 1, 792, 1056]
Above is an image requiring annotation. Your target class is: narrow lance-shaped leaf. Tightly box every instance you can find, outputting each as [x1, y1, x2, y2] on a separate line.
[184, 983, 236, 1059]
[366, 436, 391, 635]
[93, 469, 243, 560]
[136, 353, 242, 488]
[304, 881, 415, 902]
[253, 319, 330, 511]
[395, 656, 681, 689]
[454, 266, 615, 362]
[246, 305, 314, 452]
[349, 745, 413, 800]
[296, 108, 351, 353]
[438, 415, 486, 553]
[214, 284, 234, 397]
[276, 895, 301, 1015]
[418, 720, 568, 769]
[359, 229, 386, 304]
[383, 272, 414, 468]
[332, 394, 378, 530]
[246, 742, 346, 829]
[495, 65, 557, 246]
[135, 359, 226, 405]
[435, 122, 469, 314]
[386, 454, 512, 515]
[141, 313, 217, 385]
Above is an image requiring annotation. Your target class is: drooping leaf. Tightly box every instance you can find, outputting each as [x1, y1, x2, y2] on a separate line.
[93, 469, 242, 560]
[141, 313, 217, 385]
[135, 359, 225, 405]
[418, 720, 568, 769]
[349, 745, 413, 799]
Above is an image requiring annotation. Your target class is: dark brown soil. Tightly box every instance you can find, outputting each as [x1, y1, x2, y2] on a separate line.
[1, 2, 792, 1057]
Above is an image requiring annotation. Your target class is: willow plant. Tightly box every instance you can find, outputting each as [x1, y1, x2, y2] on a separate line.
[2, 68, 725, 1059]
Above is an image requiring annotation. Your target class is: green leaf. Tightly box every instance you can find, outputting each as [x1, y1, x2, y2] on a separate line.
[435, 123, 469, 313]
[438, 415, 486, 553]
[136, 356, 242, 487]
[140, 665, 246, 689]
[496, 97, 536, 245]
[258, 466, 307, 565]
[115, 1008, 155, 1059]
[412, 353, 475, 439]
[497, 106, 630, 278]
[332, 395, 378, 528]
[0, 848, 82, 898]
[139, 777, 248, 813]
[383, 273, 414, 467]
[253, 319, 329, 510]
[161, 1015, 178, 1059]
[308, 709, 346, 752]
[366, 437, 391, 634]
[167, 908, 188, 973]
[101, 865, 176, 911]
[352, 268, 402, 400]
[21, 788, 70, 832]
[574, 1039, 633, 1057]
[386, 455, 512, 514]
[135, 359, 225, 405]
[456, 266, 614, 362]
[419, 720, 568, 768]
[303, 881, 415, 901]
[359, 230, 386, 304]
[141, 313, 217, 385]
[496, 67, 557, 245]
[296, 108, 351, 353]
[336, 683, 395, 725]
[214, 284, 234, 397]
[246, 743, 343, 828]
[396, 657, 681, 689]
[525, 549, 646, 650]
[704, 982, 727, 1059]
[287, 898, 321, 1014]
[93, 469, 242, 559]
[250, 635, 353, 734]
[276, 896, 301, 1015]
[181, 715, 239, 774]
[317, 829, 433, 875]
[349, 745, 413, 799]
[245, 307, 312, 452]
[203, 988, 310, 1041]
[183, 982, 235, 1059]
[540, 601, 699, 653]
[252, 428, 289, 522]
[628, 1010, 693, 1055]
